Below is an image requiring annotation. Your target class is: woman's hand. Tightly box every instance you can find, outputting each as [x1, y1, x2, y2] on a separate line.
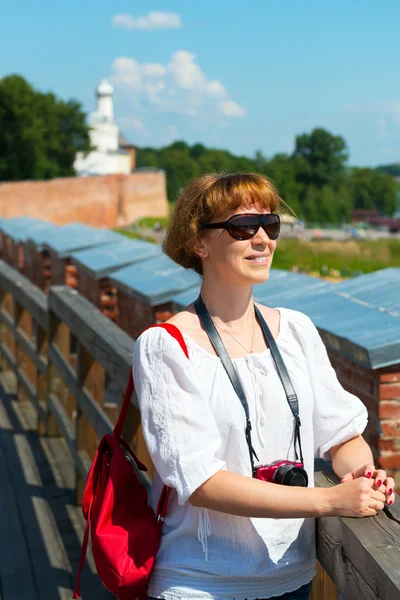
[326, 476, 387, 517]
[340, 463, 395, 507]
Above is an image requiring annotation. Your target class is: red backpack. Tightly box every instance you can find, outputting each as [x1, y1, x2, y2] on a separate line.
[73, 323, 188, 600]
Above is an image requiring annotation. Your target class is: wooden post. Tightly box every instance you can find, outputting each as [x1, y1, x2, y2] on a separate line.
[14, 300, 35, 405]
[75, 342, 105, 503]
[311, 561, 338, 600]
[36, 324, 48, 435]
[47, 311, 71, 437]
[0, 291, 15, 372]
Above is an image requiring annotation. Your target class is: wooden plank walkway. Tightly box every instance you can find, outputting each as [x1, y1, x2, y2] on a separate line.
[0, 373, 114, 600]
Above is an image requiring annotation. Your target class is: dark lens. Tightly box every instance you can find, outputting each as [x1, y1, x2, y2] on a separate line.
[261, 214, 280, 240]
[227, 215, 260, 240]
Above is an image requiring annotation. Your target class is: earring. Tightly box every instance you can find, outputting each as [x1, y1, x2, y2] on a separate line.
[202, 253, 208, 259]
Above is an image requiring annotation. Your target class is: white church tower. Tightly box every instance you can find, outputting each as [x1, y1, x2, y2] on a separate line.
[74, 79, 132, 176]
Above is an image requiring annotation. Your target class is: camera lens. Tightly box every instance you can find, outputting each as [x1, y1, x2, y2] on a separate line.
[273, 465, 308, 487]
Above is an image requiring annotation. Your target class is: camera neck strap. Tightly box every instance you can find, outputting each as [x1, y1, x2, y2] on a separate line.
[194, 295, 304, 472]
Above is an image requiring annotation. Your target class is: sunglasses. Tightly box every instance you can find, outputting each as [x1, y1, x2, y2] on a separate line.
[201, 213, 280, 241]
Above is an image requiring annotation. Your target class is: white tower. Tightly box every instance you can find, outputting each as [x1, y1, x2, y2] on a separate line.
[96, 79, 114, 121]
[74, 79, 132, 176]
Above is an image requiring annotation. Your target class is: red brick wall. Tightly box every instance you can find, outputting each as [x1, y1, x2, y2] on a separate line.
[117, 290, 172, 339]
[328, 350, 400, 485]
[117, 171, 168, 226]
[0, 172, 168, 228]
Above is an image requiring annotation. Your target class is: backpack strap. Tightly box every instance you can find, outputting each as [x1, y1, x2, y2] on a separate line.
[113, 323, 189, 439]
[113, 323, 189, 521]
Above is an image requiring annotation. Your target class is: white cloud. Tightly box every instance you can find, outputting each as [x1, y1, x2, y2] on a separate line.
[206, 80, 226, 98]
[112, 11, 181, 31]
[110, 50, 245, 119]
[219, 100, 246, 117]
[119, 116, 152, 138]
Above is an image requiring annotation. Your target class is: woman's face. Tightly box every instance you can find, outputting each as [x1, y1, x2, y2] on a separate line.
[200, 202, 277, 286]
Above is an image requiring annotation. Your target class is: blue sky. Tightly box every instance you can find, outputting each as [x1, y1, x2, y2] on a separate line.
[2, 1, 400, 166]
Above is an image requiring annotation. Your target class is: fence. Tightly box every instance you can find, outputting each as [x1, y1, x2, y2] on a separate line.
[0, 258, 399, 600]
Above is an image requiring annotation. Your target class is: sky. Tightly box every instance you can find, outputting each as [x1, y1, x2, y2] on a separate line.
[2, 1, 400, 167]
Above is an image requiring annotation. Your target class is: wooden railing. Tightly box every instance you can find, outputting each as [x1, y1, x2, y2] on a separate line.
[1, 258, 400, 600]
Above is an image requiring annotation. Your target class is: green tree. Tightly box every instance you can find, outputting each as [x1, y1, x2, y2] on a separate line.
[346, 168, 397, 216]
[302, 186, 320, 223]
[262, 153, 303, 216]
[0, 74, 91, 181]
[376, 163, 400, 177]
[292, 127, 348, 189]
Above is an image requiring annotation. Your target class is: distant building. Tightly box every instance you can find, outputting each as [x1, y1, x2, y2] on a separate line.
[74, 80, 135, 176]
[350, 209, 380, 224]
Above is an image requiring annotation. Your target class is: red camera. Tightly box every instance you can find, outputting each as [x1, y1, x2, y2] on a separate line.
[255, 460, 308, 487]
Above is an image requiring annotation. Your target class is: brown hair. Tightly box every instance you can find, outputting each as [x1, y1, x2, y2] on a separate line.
[163, 172, 282, 275]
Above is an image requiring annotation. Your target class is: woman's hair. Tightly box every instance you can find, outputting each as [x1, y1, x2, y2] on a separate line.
[163, 172, 282, 275]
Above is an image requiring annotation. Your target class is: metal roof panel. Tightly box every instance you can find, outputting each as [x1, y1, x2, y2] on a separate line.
[43, 224, 124, 257]
[70, 239, 162, 279]
[110, 254, 201, 305]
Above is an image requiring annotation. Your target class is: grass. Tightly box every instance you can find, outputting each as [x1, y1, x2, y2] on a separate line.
[273, 238, 400, 276]
[113, 228, 159, 244]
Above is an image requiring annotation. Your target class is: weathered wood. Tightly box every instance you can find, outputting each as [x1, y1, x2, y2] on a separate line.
[0, 408, 74, 598]
[47, 393, 91, 482]
[0, 341, 17, 370]
[16, 367, 46, 424]
[49, 344, 113, 440]
[311, 561, 339, 600]
[48, 285, 134, 395]
[36, 325, 48, 434]
[13, 325, 47, 375]
[0, 430, 38, 599]
[0, 259, 47, 330]
[0, 306, 14, 331]
[315, 462, 400, 600]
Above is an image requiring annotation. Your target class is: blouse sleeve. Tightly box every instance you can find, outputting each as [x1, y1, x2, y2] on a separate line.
[291, 311, 368, 461]
[132, 327, 226, 505]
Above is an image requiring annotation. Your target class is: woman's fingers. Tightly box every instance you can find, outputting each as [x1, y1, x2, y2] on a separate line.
[363, 464, 376, 479]
[369, 490, 387, 514]
[384, 476, 396, 505]
[372, 469, 388, 491]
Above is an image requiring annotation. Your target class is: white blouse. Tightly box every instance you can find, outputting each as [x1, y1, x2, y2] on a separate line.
[132, 308, 368, 600]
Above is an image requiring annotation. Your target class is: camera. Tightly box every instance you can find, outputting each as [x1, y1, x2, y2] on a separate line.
[255, 460, 308, 487]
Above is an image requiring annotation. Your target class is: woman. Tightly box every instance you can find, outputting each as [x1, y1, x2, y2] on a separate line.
[133, 173, 395, 600]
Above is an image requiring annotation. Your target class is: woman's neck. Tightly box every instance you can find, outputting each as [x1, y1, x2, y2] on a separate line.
[199, 278, 255, 330]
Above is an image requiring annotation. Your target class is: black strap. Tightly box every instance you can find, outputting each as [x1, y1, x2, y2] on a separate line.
[254, 306, 304, 463]
[194, 296, 259, 474]
[194, 295, 304, 471]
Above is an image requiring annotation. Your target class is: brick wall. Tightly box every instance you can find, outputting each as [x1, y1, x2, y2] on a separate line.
[117, 290, 172, 340]
[328, 350, 400, 485]
[0, 171, 168, 228]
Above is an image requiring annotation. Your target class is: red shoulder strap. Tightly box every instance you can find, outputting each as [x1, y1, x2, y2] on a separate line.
[113, 323, 188, 441]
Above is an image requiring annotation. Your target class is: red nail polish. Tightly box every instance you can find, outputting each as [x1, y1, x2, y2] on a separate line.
[388, 488, 393, 496]
[367, 472, 372, 478]
[389, 500, 393, 506]
[376, 480, 382, 487]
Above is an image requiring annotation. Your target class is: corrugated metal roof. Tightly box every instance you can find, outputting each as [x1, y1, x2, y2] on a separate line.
[253, 270, 334, 304]
[336, 268, 400, 316]
[25, 223, 61, 248]
[281, 291, 400, 369]
[43, 224, 124, 257]
[170, 268, 400, 370]
[110, 254, 201, 306]
[171, 270, 333, 311]
[0, 217, 48, 242]
[70, 239, 162, 279]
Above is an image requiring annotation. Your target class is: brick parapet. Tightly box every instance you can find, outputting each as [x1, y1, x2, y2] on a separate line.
[328, 350, 400, 483]
[0, 171, 168, 228]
